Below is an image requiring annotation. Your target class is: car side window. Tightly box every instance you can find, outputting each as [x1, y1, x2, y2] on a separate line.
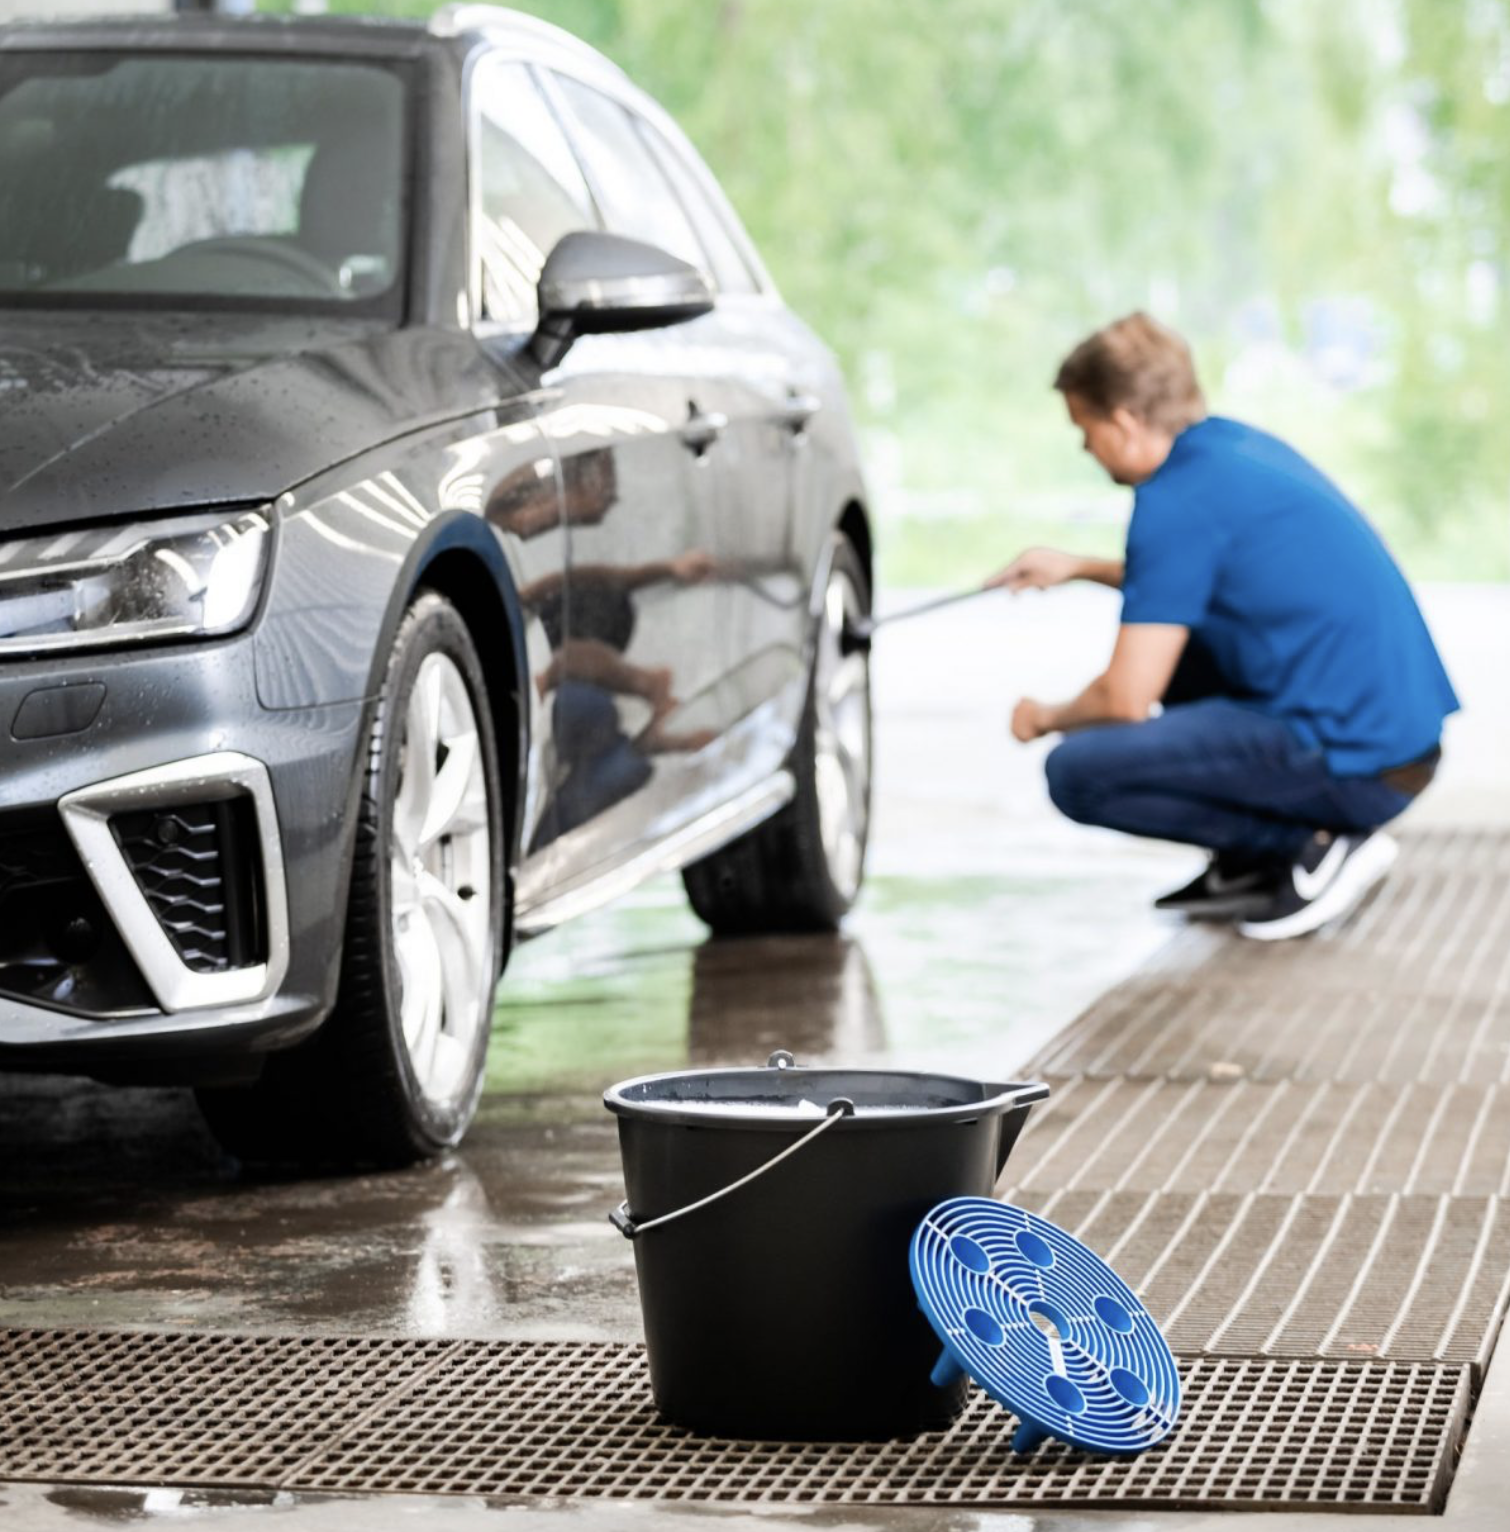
[472, 60, 598, 326]
[634, 119, 759, 297]
[547, 74, 710, 280]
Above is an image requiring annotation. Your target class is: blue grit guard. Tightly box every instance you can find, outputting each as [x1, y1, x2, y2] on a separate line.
[910, 1197, 1180, 1455]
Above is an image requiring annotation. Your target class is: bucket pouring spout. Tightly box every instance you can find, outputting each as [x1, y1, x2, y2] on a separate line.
[983, 1081, 1050, 1178]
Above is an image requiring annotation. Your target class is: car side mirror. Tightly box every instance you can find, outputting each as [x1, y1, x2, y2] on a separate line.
[529, 231, 714, 369]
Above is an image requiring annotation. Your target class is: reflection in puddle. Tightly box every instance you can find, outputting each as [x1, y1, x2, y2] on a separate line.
[686, 935, 885, 1065]
[403, 1159, 501, 1335]
[45, 1485, 291, 1522]
[488, 906, 887, 1093]
[488, 866, 1170, 1096]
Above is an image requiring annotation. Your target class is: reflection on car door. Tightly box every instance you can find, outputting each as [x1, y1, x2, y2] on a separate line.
[520, 70, 738, 893]
[546, 73, 816, 811]
[466, 57, 606, 908]
[633, 113, 818, 787]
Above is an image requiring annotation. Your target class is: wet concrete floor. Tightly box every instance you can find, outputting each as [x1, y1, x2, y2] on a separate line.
[1, 583, 1504, 1530]
[0, 587, 1200, 1342]
[0, 862, 1182, 1341]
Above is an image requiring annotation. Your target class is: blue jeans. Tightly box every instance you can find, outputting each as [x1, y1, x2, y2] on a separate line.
[1043, 699, 1416, 859]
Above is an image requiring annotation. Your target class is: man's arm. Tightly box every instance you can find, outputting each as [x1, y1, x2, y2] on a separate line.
[1012, 623, 1189, 740]
[985, 547, 1125, 592]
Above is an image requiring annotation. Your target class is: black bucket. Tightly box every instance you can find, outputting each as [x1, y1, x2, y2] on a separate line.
[604, 1051, 1049, 1440]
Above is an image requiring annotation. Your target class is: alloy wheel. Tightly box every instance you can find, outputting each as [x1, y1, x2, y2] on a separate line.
[812, 567, 872, 902]
[389, 652, 494, 1107]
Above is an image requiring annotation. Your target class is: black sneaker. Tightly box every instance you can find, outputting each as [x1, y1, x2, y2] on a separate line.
[1237, 831, 1398, 942]
[1154, 854, 1281, 919]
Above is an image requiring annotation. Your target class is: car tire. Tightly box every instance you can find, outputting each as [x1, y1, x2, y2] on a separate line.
[197, 590, 505, 1168]
[682, 536, 872, 935]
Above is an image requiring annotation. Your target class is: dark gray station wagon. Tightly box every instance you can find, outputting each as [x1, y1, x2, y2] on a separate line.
[0, 5, 874, 1164]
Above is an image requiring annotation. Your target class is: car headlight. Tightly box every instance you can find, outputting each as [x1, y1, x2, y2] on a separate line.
[0, 508, 271, 656]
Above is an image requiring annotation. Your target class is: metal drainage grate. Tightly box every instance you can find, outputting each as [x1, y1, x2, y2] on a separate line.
[1136, 830, 1510, 1004]
[1035, 832, 1510, 1086]
[0, 1330, 1469, 1512]
[1003, 1188, 1510, 1373]
[1009, 1076, 1510, 1197]
[1036, 974, 1510, 1087]
[0, 1329, 455, 1487]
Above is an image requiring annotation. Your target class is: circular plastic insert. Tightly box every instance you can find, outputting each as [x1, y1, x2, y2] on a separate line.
[949, 1234, 991, 1273]
[1045, 1374, 1086, 1414]
[910, 1197, 1180, 1456]
[1014, 1229, 1055, 1269]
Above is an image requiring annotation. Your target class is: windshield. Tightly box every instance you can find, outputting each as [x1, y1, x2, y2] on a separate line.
[0, 52, 409, 314]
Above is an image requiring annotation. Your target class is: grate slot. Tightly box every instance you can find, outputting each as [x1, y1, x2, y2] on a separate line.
[0, 1330, 1468, 1512]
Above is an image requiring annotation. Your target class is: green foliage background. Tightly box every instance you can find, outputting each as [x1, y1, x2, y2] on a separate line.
[265, 0, 1510, 583]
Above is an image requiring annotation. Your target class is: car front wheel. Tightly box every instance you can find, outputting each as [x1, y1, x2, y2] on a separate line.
[197, 590, 504, 1168]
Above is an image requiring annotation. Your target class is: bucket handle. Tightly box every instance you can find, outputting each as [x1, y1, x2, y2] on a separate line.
[610, 1095, 855, 1240]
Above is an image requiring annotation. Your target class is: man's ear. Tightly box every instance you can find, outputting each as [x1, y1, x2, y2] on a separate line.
[1107, 406, 1144, 443]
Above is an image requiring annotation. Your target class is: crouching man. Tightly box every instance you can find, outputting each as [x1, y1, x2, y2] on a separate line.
[990, 313, 1458, 940]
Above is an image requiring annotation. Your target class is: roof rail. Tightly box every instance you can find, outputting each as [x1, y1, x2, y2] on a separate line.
[428, 4, 626, 73]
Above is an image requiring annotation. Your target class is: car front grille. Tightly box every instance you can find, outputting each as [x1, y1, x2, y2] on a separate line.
[111, 800, 265, 974]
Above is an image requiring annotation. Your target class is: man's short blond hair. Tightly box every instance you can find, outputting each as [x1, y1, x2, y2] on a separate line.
[1053, 313, 1207, 435]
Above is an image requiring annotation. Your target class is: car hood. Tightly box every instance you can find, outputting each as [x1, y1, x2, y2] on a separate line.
[0, 312, 513, 532]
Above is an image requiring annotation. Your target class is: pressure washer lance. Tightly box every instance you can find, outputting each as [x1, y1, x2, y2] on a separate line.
[840, 585, 1003, 657]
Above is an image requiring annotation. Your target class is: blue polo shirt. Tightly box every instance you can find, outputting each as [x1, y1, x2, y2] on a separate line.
[1121, 416, 1458, 776]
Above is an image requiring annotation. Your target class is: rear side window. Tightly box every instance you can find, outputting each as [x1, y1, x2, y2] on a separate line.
[547, 75, 707, 278]
[473, 60, 598, 326]
[634, 119, 758, 296]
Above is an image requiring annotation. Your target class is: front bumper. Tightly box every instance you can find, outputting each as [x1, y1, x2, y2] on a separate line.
[0, 637, 367, 1076]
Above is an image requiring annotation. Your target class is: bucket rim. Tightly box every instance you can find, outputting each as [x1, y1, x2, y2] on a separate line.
[603, 1062, 1050, 1130]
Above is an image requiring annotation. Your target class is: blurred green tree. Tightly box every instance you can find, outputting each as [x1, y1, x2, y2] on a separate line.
[260, 0, 1509, 582]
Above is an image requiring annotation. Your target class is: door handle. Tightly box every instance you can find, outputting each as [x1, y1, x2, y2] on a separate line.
[680, 409, 728, 454]
[781, 392, 822, 434]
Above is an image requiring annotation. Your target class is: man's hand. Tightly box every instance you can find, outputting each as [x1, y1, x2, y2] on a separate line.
[1008, 624, 1190, 744]
[1011, 698, 1054, 742]
[984, 548, 1126, 592]
[667, 549, 718, 585]
[985, 547, 1084, 592]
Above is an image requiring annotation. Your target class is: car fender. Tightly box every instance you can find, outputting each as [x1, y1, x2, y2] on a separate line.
[372, 510, 531, 725]
[253, 414, 551, 891]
